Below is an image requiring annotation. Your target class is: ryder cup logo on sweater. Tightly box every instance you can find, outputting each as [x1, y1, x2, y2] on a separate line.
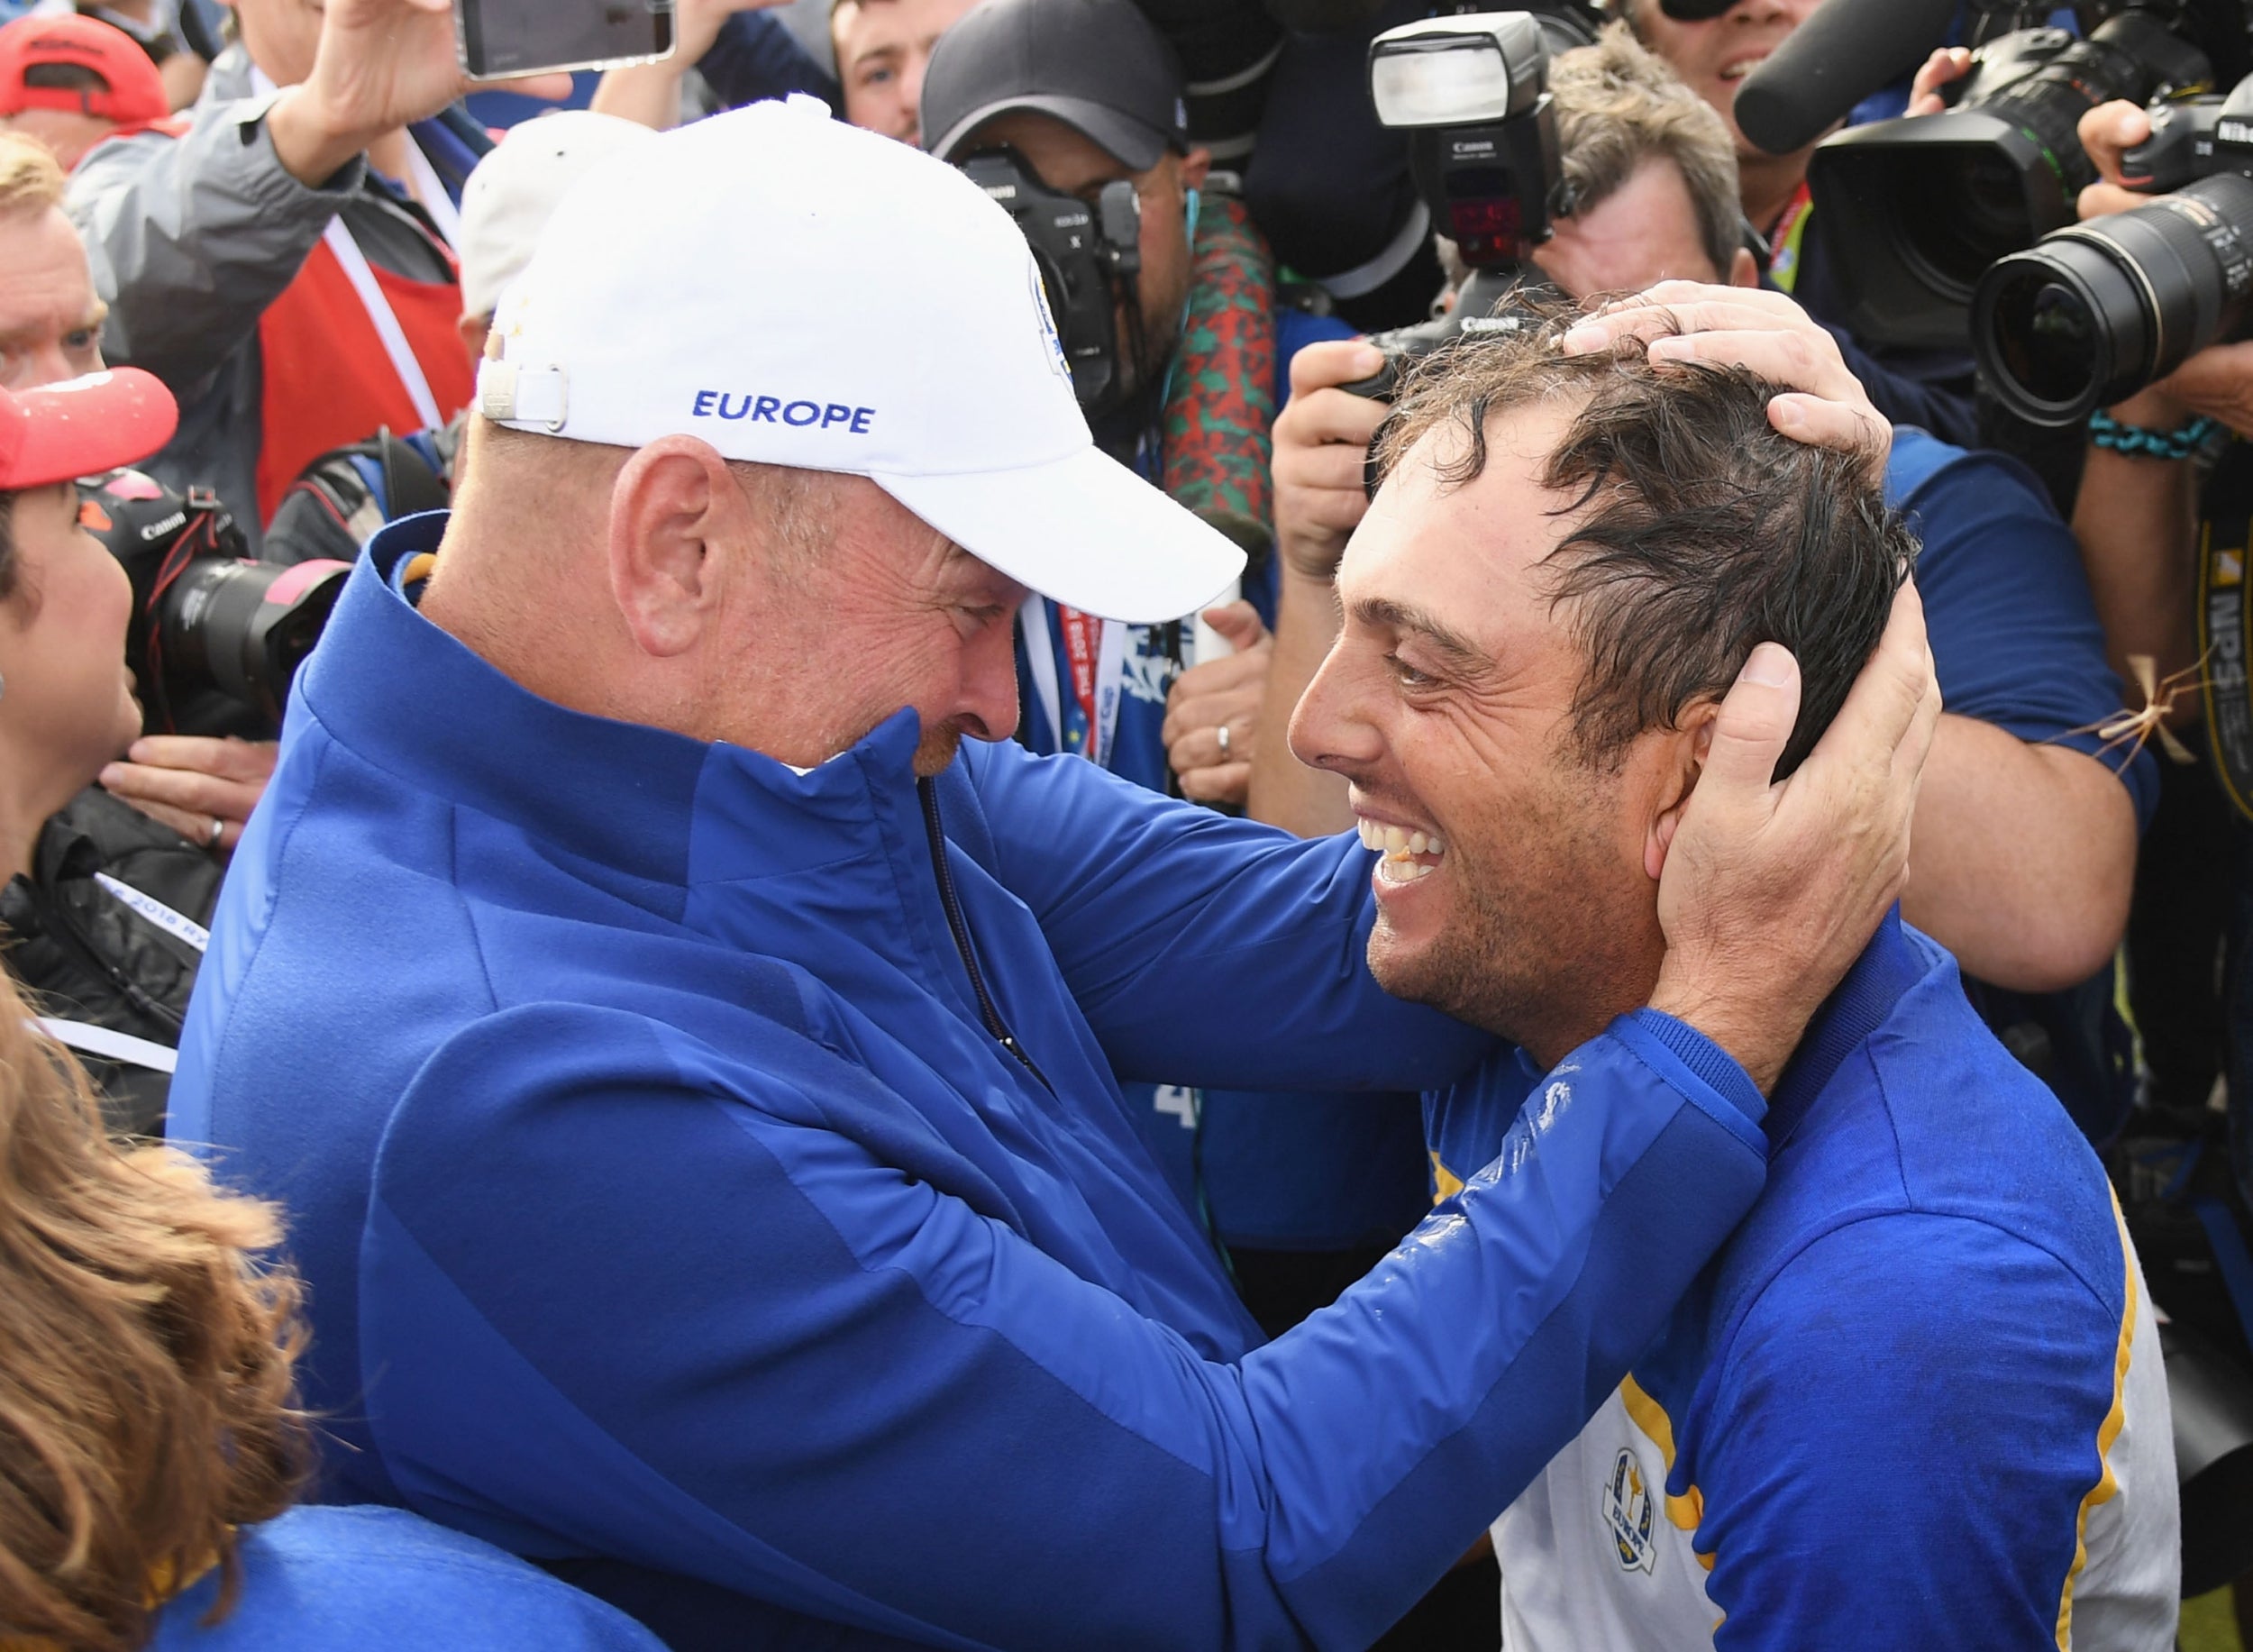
[1602, 1448, 1658, 1575]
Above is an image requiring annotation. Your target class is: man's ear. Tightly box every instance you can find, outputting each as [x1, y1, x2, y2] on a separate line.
[1728, 246, 1761, 289]
[1644, 702, 1720, 881]
[1181, 145, 1212, 193]
[607, 436, 743, 661]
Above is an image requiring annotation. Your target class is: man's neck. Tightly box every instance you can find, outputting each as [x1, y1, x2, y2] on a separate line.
[1741, 150, 1812, 242]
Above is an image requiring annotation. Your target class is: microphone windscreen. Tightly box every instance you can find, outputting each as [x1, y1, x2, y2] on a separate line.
[1733, 0, 1958, 156]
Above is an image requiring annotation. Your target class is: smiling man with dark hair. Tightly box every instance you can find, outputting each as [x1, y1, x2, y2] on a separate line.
[1291, 312, 2178, 1651]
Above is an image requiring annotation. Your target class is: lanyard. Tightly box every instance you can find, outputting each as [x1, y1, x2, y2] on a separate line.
[254, 67, 446, 430]
[1766, 179, 1816, 296]
[1019, 598, 1126, 767]
[2198, 442, 2253, 821]
[32, 1018, 178, 1074]
[94, 872, 209, 954]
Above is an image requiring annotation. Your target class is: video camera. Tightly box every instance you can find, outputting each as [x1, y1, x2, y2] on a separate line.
[962, 147, 1144, 419]
[78, 470, 351, 736]
[1807, 3, 2240, 352]
[1339, 5, 1599, 402]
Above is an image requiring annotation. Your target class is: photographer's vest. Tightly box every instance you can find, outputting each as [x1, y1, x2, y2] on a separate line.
[141, 115, 476, 526]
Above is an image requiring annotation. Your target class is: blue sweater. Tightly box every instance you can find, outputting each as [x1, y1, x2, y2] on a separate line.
[172, 515, 1772, 1651]
[152, 1506, 664, 1649]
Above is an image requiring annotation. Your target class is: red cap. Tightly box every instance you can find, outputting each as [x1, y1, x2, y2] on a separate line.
[0, 14, 168, 125]
[0, 370, 178, 492]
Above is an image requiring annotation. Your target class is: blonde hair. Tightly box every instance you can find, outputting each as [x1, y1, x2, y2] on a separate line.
[0, 132, 66, 219]
[1551, 24, 1745, 281]
[0, 975, 308, 1649]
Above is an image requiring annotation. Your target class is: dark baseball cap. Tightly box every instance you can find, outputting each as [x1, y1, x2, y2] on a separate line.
[922, 0, 1190, 170]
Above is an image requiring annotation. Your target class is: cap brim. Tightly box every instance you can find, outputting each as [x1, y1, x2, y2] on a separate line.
[5, 370, 178, 490]
[873, 444, 1245, 625]
[931, 96, 1171, 171]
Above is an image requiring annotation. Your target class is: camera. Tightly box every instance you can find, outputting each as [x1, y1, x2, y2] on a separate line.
[1807, 2, 2235, 351]
[79, 470, 351, 735]
[962, 146, 1144, 419]
[1975, 71, 2253, 423]
[1340, 6, 1598, 402]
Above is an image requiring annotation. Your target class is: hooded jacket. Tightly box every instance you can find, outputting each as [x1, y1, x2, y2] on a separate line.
[171, 514, 1774, 1652]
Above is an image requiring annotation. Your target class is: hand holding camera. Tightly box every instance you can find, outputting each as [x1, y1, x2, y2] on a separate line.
[266, 0, 572, 189]
[1272, 339, 1390, 583]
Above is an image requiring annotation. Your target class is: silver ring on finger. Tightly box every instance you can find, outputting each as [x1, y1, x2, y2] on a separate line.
[1216, 722, 1233, 761]
[205, 815, 226, 852]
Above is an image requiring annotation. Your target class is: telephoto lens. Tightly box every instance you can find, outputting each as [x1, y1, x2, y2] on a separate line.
[1973, 171, 2253, 426]
[154, 557, 351, 730]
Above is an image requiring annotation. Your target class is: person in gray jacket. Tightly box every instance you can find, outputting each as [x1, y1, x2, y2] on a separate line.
[65, 0, 495, 557]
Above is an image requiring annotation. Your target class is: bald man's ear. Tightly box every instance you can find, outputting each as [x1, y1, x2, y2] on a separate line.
[1645, 704, 1720, 882]
[1729, 246, 1761, 288]
[607, 436, 743, 660]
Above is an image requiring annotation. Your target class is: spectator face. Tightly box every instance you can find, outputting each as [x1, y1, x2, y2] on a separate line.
[1530, 155, 1754, 298]
[219, 0, 320, 89]
[833, 0, 980, 145]
[962, 111, 1206, 401]
[1288, 405, 1673, 1047]
[0, 480, 142, 787]
[1629, 0, 1823, 158]
[0, 204, 105, 391]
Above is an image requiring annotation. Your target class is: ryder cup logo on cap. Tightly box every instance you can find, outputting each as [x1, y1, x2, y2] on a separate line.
[477, 96, 1242, 626]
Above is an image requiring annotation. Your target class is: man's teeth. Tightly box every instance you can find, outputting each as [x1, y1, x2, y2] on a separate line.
[1356, 819, 1446, 868]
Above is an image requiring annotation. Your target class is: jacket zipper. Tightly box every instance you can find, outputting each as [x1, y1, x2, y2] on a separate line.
[917, 778, 1054, 1094]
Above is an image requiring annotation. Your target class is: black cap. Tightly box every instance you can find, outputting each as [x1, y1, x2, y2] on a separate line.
[922, 0, 1190, 170]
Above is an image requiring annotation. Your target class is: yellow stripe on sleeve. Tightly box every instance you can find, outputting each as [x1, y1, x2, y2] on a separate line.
[1620, 1374, 1711, 1566]
[2054, 1187, 2139, 1650]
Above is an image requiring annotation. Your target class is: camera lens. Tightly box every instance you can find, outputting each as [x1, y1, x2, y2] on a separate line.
[1975, 172, 2253, 426]
[155, 558, 351, 726]
[1894, 148, 2040, 300]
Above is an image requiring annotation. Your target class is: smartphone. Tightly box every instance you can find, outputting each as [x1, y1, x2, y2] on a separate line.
[454, 0, 676, 79]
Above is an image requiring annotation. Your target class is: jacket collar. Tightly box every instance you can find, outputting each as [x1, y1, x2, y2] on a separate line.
[1764, 908, 1926, 1151]
[299, 514, 931, 898]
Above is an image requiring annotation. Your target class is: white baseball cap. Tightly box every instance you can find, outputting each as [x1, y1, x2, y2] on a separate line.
[478, 96, 1245, 625]
[457, 110, 659, 322]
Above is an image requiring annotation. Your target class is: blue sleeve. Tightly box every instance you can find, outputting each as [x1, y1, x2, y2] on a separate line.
[361, 999, 1767, 1652]
[1691, 1215, 2122, 1650]
[696, 13, 840, 112]
[955, 738, 1493, 1094]
[1903, 444, 2158, 828]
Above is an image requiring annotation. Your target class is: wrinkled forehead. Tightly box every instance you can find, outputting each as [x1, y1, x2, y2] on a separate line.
[1343, 401, 1596, 650]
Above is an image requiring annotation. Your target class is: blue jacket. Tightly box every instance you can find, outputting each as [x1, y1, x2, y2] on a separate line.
[153, 1506, 665, 1650]
[172, 515, 1772, 1651]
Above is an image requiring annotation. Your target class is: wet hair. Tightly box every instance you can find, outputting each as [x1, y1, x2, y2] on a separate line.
[1373, 304, 1914, 778]
[0, 970, 309, 1649]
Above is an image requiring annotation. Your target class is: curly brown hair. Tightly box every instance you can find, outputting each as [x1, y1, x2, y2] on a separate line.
[0, 979, 308, 1649]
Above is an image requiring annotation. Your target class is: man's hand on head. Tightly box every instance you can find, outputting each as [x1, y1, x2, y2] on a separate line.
[1560, 283, 1891, 469]
[1648, 585, 1941, 1094]
[267, 0, 571, 187]
[99, 736, 278, 856]
[1273, 340, 1391, 584]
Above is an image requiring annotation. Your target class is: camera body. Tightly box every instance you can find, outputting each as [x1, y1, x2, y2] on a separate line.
[1341, 6, 1595, 401]
[1808, 2, 2224, 350]
[79, 470, 351, 736]
[961, 147, 1143, 419]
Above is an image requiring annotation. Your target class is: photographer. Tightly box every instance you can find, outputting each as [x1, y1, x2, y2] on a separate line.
[0, 12, 168, 170]
[1251, 29, 2148, 1127]
[1620, 0, 1978, 445]
[2067, 96, 2253, 1200]
[64, 0, 548, 554]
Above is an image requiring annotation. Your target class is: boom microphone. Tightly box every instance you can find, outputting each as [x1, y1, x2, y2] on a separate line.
[1732, 0, 1958, 156]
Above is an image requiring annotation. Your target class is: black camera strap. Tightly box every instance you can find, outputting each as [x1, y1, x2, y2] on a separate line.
[2197, 441, 2253, 821]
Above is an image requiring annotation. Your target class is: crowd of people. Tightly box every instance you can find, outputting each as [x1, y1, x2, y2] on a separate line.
[0, 0, 2241, 1646]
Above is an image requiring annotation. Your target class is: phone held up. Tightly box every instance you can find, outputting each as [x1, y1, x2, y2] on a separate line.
[454, 0, 676, 79]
